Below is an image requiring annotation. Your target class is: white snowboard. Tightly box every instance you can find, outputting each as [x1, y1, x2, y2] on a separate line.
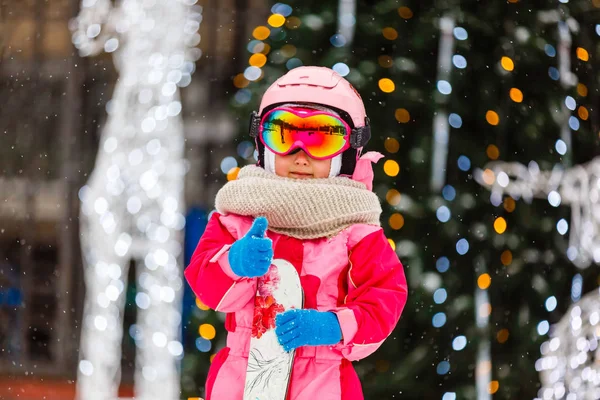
[243, 259, 304, 400]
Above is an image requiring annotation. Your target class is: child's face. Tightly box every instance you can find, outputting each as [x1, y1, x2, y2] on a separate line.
[274, 149, 332, 179]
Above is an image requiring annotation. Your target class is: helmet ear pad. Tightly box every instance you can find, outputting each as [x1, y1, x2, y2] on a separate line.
[340, 147, 358, 176]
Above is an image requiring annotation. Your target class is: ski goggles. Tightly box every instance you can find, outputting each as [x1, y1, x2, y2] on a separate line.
[252, 107, 352, 160]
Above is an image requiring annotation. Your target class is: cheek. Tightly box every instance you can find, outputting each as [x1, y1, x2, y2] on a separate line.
[313, 160, 332, 178]
[274, 156, 289, 176]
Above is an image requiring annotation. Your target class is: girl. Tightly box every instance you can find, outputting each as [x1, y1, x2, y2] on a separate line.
[185, 66, 408, 400]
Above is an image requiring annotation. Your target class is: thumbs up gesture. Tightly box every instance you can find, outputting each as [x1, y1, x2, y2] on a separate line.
[228, 217, 274, 278]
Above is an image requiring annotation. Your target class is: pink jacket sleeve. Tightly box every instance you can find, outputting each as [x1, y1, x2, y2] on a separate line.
[184, 212, 257, 313]
[332, 229, 408, 361]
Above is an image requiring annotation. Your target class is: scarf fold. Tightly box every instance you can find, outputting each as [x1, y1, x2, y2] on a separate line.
[215, 165, 382, 239]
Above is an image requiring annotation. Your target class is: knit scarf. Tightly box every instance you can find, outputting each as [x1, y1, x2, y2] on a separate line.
[215, 165, 382, 239]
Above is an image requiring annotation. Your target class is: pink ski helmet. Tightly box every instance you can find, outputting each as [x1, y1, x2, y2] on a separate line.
[249, 66, 371, 175]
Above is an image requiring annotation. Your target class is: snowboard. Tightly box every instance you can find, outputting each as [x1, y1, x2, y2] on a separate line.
[243, 258, 304, 400]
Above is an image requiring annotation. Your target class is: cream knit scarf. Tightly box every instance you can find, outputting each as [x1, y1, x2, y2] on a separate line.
[215, 165, 382, 239]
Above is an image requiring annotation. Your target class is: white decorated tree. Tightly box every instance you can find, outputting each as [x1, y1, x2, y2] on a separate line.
[70, 0, 202, 399]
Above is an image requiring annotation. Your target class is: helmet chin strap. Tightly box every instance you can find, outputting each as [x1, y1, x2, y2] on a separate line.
[263, 147, 342, 177]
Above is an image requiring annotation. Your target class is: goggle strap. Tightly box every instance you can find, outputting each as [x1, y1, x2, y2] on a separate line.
[350, 117, 371, 148]
[249, 111, 261, 138]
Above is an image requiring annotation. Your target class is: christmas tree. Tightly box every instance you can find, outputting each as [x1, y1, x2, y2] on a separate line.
[182, 1, 600, 399]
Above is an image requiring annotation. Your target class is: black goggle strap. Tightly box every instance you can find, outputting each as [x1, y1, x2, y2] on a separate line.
[249, 111, 261, 138]
[248, 111, 370, 149]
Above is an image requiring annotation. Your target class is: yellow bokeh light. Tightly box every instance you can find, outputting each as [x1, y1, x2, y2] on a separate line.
[501, 56, 514, 71]
[385, 137, 400, 153]
[281, 44, 297, 58]
[252, 26, 270, 40]
[497, 328, 510, 343]
[482, 169, 495, 185]
[501, 250, 512, 266]
[378, 55, 393, 68]
[486, 110, 500, 126]
[494, 217, 507, 234]
[489, 381, 500, 394]
[388, 238, 396, 251]
[268, 14, 286, 28]
[395, 108, 410, 123]
[389, 213, 405, 230]
[386, 189, 401, 206]
[233, 73, 249, 89]
[486, 144, 500, 160]
[382, 27, 398, 40]
[249, 53, 267, 68]
[503, 197, 516, 212]
[384, 159, 400, 176]
[286, 16, 301, 29]
[509, 87, 523, 103]
[576, 47, 589, 61]
[478, 273, 492, 290]
[210, 354, 216, 363]
[199, 324, 216, 340]
[398, 6, 413, 19]
[195, 298, 210, 311]
[378, 78, 395, 93]
[227, 167, 240, 181]
[479, 303, 492, 318]
[577, 83, 588, 97]
[578, 106, 589, 121]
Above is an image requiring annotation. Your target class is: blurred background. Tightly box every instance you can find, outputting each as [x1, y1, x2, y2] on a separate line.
[0, 0, 599, 399]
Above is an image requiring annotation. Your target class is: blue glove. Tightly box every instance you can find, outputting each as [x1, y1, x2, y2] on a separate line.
[228, 217, 273, 278]
[275, 309, 342, 352]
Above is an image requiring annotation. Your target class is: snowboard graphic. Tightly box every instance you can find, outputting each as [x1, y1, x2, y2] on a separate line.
[243, 258, 304, 400]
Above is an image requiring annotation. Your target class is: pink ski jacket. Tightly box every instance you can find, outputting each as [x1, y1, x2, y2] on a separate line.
[185, 211, 407, 400]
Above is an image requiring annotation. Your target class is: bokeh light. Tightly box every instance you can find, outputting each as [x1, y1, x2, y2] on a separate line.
[382, 27, 398, 40]
[389, 213, 405, 230]
[478, 273, 491, 290]
[199, 324, 216, 340]
[268, 14, 286, 28]
[384, 137, 400, 153]
[510, 88, 523, 103]
[494, 217, 507, 234]
[386, 189, 401, 206]
[384, 160, 400, 176]
[486, 110, 500, 126]
[252, 26, 270, 40]
[379, 78, 395, 93]
[395, 108, 410, 123]
[501, 56, 514, 71]
[398, 6, 413, 19]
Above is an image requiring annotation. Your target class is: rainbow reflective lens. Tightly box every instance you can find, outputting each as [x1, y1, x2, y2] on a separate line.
[259, 107, 351, 160]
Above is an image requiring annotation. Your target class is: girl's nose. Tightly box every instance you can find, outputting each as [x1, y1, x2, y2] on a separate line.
[294, 149, 309, 165]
